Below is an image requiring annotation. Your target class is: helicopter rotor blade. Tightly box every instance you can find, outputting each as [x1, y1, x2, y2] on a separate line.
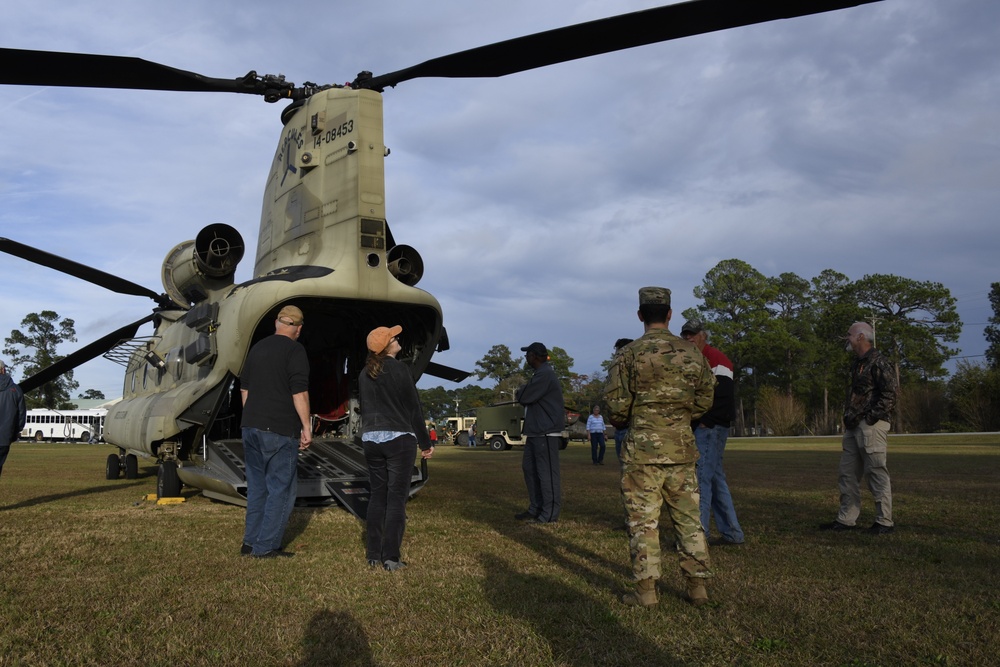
[18, 314, 155, 394]
[361, 0, 881, 90]
[0, 237, 171, 307]
[0, 48, 267, 95]
[423, 361, 472, 383]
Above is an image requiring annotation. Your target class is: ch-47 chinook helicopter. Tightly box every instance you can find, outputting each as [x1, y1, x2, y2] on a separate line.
[1, 0, 879, 516]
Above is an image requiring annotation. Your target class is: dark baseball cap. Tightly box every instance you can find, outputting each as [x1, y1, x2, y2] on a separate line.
[520, 342, 548, 357]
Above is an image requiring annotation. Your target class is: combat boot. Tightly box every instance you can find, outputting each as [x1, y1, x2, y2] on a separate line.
[686, 577, 709, 607]
[622, 577, 658, 607]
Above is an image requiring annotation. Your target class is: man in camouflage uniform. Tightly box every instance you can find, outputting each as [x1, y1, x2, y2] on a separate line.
[821, 321, 898, 535]
[604, 287, 716, 607]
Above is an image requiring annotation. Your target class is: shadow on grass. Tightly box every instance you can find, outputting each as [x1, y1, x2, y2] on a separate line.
[488, 507, 627, 589]
[297, 609, 377, 667]
[0, 481, 146, 511]
[480, 553, 684, 666]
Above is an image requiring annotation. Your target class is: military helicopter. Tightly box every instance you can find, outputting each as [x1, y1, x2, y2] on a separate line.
[0, 0, 879, 517]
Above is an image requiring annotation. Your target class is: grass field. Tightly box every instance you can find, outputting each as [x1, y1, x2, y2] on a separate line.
[1, 435, 997, 666]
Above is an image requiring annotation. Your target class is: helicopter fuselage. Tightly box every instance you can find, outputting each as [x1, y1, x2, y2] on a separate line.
[103, 87, 443, 512]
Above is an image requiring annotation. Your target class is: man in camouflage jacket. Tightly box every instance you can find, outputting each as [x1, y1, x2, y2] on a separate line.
[604, 287, 716, 607]
[821, 321, 898, 535]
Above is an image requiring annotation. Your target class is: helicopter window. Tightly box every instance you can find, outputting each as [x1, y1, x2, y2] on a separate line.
[366, 253, 380, 267]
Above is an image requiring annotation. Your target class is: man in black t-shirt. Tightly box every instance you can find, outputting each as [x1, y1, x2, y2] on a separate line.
[239, 305, 311, 559]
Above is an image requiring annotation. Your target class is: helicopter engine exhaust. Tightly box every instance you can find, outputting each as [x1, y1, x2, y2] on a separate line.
[386, 244, 423, 287]
[161, 223, 245, 307]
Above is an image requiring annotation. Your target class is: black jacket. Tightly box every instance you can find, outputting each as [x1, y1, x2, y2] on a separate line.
[359, 357, 431, 450]
[0, 374, 27, 446]
[516, 362, 565, 436]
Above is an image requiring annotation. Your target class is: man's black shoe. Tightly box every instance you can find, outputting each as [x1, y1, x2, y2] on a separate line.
[819, 521, 855, 531]
[868, 523, 895, 535]
[514, 511, 537, 521]
[252, 549, 295, 559]
[708, 537, 743, 547]
[367, 559, 380, 568]
[240, 543, 253, 556]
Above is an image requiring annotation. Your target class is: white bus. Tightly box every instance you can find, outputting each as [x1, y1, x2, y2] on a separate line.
[20, 409, 107, 443]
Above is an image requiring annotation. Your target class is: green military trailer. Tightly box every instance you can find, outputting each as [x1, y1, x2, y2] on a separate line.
[476, 403, 569, 452]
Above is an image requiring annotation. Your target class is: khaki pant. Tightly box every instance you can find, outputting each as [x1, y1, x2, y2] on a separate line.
[838, 420, 893, 527]
[621, 462, 711, 582]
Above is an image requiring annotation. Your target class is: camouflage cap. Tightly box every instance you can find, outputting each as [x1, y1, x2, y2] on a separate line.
[680, 318, 704, 335]
[638, 286, 671, 307]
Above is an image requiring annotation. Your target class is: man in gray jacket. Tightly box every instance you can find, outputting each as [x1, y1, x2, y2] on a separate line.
[514, 342, 565, 523]
[0, 360, 27, 480]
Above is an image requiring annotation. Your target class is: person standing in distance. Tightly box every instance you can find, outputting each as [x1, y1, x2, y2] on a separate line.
[240, 305, 312, 559]
[610, 338, 633, 463]
[586, 405, 607, 465]
[514, 342, 565, 524]
[359, 325, 434, 571]
[680, 319, 744, 547]
[821, 321, 898, 535]
[605, 287, 716, 607]
[0, 360, 27, 480]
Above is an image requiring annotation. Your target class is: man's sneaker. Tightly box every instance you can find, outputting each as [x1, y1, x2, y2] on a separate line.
[252, 549, 295, 559]
[383, 560, 407, 572]
[367, 559, 381, 568]
[868, 523, 895, 535]
[514, 511, 537, 521]
[240, 543, 253, 556]
[819, 521, 855, 531]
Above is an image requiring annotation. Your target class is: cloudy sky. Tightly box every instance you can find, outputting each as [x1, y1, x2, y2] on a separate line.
[1, 0, 997, 399]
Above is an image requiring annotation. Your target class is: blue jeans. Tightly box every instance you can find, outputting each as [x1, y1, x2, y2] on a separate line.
[589, 432, 606, 463]
[242, 428, 299, 555]
[614, 428, 627, 462]
[364, 434, 417, 562]
[694, 425, 744, 543]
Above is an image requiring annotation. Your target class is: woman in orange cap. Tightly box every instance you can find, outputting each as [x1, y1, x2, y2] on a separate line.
[358, 325, 434, 571]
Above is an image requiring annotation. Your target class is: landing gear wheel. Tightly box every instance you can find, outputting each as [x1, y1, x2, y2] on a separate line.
[157, 461, 181, 498]
[124, 454, 139, 479]
[105, 454, 121, 480]
[489, 436, 506, 451]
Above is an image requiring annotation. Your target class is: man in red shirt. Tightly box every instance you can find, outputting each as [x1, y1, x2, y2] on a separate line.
[681, 319, 744, 546]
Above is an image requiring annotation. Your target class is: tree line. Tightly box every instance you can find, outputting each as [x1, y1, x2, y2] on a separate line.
[6, 267, 999, 431]
[419, 261, 1000, 434]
